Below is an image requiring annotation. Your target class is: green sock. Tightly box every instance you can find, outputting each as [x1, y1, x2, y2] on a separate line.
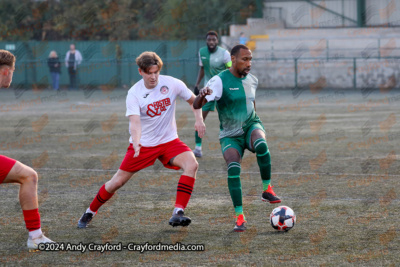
[254, 138, 271, 191]
[227, 162, 243, 217]
[234, 206, 245, 220]
[262, 180, 271, 191]
[195, 131, 202, 147]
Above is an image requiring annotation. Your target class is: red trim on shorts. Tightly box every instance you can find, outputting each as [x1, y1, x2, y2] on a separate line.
[0, 155, 17, 184]
[119, 138, 191, 173]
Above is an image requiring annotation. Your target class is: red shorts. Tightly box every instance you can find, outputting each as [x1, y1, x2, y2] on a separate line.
[119, 138, 192, 173]
[0, 155, 17, 184]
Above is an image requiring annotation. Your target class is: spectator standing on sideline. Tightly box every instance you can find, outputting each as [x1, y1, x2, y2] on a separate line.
[239, 32, 248, 45]
[65, 44, 82, 90]
[47, 51, 61, 90]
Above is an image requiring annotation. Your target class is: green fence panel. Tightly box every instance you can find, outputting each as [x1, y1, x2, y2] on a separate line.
[0, 40, 203, 89]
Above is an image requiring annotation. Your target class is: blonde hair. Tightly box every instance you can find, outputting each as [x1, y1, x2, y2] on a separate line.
[49, 51, 58, 58]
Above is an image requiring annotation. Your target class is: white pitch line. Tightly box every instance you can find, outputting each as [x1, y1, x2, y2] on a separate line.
[36, 168, 400, 177]
[0, 187, 398, 203]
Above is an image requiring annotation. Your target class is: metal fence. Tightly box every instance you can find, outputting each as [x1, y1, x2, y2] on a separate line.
[2, 40, 203, 89]
[3, 39, 400, 90]
[251, 56, 400, 89]
[12, 58, 200, 90]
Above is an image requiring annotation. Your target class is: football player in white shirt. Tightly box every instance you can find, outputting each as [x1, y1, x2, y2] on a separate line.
[78, 52, 206, 228]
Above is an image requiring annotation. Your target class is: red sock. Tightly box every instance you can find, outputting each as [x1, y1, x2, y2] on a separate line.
[23, 209, 41, 231]
[89, 184, 114, 212]
[175, 175, 195, 209]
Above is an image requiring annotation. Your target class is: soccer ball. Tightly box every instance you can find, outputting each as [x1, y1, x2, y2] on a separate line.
[270, 206, 296, 231]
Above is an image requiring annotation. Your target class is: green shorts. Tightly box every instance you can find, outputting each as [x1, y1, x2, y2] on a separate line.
[202, 100, 216, 112]
[219, 121, 265, 158]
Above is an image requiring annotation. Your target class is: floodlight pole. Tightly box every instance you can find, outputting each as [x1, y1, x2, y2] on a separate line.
[357, 0, 366, 27]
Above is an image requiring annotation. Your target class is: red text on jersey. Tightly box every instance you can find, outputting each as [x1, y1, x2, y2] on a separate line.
[146, 98, 171, 117]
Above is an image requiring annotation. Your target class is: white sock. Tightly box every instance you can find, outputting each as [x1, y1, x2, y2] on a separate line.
[29, 228, 42, 239]
[195, 146, 201, 150]
[173, 207, 184, 215]
[86, 207, 96, 215]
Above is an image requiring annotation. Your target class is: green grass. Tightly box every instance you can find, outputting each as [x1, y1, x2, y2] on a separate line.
[0, 88, 399, 266]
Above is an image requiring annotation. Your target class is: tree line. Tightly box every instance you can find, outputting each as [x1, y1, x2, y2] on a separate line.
[0, 0, 257, 41]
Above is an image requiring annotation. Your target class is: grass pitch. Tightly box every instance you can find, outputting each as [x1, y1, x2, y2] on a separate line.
[0, 87, 399, 266]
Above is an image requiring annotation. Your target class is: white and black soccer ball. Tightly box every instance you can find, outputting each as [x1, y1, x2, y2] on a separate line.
[270, 206, 296, 231]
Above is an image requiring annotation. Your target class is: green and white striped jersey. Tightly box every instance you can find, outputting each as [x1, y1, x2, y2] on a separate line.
[205, 69, 259, 139]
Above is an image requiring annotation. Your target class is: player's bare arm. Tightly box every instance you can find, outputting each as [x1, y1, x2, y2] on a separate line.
[79, 52, 196, 230]
[187, 95, 206, 138]
[193, 87, 213, 109]
[194, 67, 204, 94]
[129, 115, 142, 157]
[0, 49, 54, 250]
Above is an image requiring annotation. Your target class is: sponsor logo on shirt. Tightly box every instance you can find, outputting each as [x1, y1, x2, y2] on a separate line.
[143, 93, 150, 98]
[146, 98, 171, 117]
[201, 57, 207, 59]
[160, 86, 169, 94]
[229, 88, 239, 90]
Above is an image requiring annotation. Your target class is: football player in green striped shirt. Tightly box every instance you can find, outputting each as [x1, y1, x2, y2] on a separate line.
[193, 45, 281, 232]
[192, 31, 231, 157]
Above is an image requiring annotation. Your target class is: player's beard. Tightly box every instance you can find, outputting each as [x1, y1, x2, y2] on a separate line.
[238, 68, 250, 77]
[207, 45, 217, 53]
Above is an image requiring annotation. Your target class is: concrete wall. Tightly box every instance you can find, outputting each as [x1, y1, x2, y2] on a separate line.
[265, 0, 358, 28]
[251, 58, 400, 89]
[251, 37, 400, 59]
[222, 25, 400, 89]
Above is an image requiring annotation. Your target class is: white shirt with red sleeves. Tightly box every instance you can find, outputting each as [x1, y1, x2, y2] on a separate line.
[126, 75, 193, 147]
